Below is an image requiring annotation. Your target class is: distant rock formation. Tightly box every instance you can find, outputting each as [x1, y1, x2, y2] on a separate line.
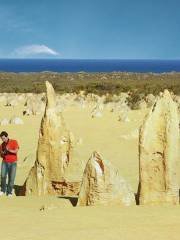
[0, 118, 10, 126]
[23, 81, 75, 196]
[145, 94, 156, 108]
[135, 99, 147, 110]
[78, 151, 135, 206]
[118, 110, 130, 122]
[24, 94, 45, 115]
[138, 90, 179, 205]
[5, 95, 18, 107]
[10, 117, 24, 125]
[91, 104, 104, 118]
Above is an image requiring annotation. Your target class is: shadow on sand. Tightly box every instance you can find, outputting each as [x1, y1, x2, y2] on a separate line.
[14, 185, 79, 206]
[57, 196, 78, 207]
[14, 185, 25, 196]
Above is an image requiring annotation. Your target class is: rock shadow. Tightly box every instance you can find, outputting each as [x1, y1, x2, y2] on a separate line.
[58, 196, 78, 207]
[14, 185, 25, 196]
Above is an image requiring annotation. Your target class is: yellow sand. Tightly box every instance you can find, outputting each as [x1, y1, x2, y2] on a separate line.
[0, 102, 180, 240]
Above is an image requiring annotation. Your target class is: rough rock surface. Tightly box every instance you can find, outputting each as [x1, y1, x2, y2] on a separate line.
[138, 90, 179, 205]
[24, 81, 74, 196]
[78, 151, 135, 206]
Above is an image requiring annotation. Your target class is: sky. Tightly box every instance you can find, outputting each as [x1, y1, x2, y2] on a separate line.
[0, 0, 180, 59]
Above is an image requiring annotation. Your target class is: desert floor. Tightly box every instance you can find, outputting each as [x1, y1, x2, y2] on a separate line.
[0, 102, 180, 240]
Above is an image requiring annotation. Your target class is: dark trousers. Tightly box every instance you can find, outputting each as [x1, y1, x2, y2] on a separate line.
[1, 161, 17, 194]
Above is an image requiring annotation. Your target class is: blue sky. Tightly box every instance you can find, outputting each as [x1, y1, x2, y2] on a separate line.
[0, 0, 180, 59]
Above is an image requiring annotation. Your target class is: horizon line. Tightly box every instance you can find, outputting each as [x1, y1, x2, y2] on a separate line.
[0, 58, 180, 61]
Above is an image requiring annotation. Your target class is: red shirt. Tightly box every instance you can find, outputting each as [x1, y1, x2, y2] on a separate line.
[0, 139, 19, 163]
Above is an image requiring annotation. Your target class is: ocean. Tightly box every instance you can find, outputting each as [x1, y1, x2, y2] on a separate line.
[0, 59, 180, 73]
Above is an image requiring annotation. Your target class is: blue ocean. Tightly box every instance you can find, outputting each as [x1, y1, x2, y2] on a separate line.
[0, 59, 180, 73]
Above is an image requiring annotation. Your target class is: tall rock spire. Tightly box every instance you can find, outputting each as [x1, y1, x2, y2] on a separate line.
[138, 90, 179, 205]
[24, 81, 72, 195]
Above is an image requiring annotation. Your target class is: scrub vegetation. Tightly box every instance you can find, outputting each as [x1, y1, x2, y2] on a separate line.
[0, 71, 180, 97]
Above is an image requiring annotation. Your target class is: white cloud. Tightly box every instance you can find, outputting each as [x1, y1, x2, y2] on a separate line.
[12, 44, 60, 57]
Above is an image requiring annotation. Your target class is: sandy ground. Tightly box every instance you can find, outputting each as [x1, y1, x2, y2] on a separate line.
[0, 102, 180, 240]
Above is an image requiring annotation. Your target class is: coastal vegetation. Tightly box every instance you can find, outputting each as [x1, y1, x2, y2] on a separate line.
[1, 71, 180, 97]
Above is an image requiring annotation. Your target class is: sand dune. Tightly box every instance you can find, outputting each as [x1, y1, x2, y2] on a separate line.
[0, 92, 180, 239]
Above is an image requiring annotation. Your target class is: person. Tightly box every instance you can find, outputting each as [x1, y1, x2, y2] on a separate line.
[0, 131, 19, 197]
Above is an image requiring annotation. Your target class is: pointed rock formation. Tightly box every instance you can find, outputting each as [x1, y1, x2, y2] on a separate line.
[78, 151, 135, 206]
[138, 90, 179, 205]
[24, 81, 74, 196]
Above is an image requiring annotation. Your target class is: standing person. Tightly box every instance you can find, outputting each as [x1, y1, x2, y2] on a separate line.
[0, 131, 19, 197]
